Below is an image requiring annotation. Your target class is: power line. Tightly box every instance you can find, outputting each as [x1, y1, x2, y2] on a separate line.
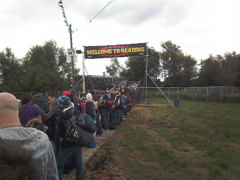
[89, 0, 115, 23]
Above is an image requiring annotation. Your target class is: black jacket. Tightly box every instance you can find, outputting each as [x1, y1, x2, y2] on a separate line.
[57, 108, 78, 148]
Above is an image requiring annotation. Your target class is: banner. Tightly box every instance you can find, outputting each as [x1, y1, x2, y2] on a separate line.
[84, 43, 147, 59]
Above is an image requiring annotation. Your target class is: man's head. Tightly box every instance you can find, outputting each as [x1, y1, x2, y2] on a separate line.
[0, 92, 19, 112]
[21, 93, 33, 105]
[57, 96, 71, 110]
[0, 92, 20, 127]
[47, 92, 58, 104]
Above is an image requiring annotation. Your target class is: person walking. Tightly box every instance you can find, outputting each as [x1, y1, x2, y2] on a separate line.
[56, 96, 83, 180]
[20, 93, 42, 126]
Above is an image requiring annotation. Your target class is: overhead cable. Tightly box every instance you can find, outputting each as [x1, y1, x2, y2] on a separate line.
[89, 0, 115, 23]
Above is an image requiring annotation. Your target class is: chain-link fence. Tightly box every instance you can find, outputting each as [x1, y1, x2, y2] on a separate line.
[8, 85, 240, 104]
[135, 86, 240, 104]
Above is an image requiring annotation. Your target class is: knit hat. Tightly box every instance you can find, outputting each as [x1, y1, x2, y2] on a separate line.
[62, 90, 71, 96]
[57, 96, 71, 110]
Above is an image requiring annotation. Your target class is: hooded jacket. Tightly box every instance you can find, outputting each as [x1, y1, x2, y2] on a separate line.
[0, 127, 58, 180]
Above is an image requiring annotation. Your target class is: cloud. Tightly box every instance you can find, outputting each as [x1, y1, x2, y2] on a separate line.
[161, 1, 191, 26]
[0, 0, 192, 29]
[0, 0, 58, 27]
[70, 0, 192, 27]
[70, 0, 166, 25]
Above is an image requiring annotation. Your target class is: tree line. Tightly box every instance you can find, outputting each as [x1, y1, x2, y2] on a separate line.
[0, 41, 79, 92]
[106, 41, 240, 87]
[1, 40, 240, 92]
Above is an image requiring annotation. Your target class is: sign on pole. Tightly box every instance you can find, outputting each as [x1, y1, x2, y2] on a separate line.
[67, 48, 77, 63]
[84, 43, 147, 59]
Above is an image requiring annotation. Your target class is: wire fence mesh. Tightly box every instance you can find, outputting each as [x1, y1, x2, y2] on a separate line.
[135, 86, 240, 105]
[7, 85, 240, 104]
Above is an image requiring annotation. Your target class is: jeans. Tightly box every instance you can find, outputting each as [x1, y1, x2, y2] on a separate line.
[114, 108, 122, 124]
[57, 147, 83, 180]
[96, 114, 102, 135]
[101, 109, 109, 129]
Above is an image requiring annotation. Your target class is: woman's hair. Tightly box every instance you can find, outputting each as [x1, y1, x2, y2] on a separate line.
[25, 118, 45, 132]
[86, 93, 92, 100]
[21, 93, 33, 105]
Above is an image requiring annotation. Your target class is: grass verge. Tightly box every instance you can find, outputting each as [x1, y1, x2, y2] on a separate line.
[84, 99, 240, 179]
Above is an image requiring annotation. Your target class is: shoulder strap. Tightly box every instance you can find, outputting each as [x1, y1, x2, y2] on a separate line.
[69, 116, 77, 125]
[68, 116, 80, 139]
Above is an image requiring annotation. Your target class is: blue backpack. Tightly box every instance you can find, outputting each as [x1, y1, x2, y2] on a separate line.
[77, 114, 97, 133]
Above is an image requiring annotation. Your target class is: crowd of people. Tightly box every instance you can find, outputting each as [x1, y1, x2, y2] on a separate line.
[0, 81, 138, 180]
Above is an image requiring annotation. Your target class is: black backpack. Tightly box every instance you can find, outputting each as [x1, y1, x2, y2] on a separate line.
[77, 114, 97, 133]
[115, 95, 121, 108]
[85, 100, 95, 117]
[64, 116, 94, 147]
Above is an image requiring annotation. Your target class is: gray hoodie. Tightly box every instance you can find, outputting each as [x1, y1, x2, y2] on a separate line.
[0, 127, 58, 180]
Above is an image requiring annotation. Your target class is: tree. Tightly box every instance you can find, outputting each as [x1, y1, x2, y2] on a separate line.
[159, 41, 197, 86]
[121, 47, 160, 82]
[235, 53, 240, 86]
[105, 58, 122, 76]
[198, 56, 221, 86]
[198, 52, 240, 86]
[21, 40, 79, 91]
[221, 52, 240, 86]
[0, 48, 23, 91]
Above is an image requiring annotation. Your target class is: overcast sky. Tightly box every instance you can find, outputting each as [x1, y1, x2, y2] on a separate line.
[0, 0, 240, 75]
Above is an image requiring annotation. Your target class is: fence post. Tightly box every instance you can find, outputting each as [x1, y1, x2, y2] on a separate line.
[177, 87, 179, 99]
[207, 87, 209, 102]
[168, 88, 170, 99]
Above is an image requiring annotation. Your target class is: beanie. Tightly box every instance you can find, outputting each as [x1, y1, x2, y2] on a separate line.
[62, 90, 71, 96]
[57, 96, 71, 110]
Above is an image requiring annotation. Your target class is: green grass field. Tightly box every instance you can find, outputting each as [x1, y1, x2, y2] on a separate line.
[85, 99, 240, 179]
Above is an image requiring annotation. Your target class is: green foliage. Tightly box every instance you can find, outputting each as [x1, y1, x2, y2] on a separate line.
[0, 40, 79, 92]
[1, 40, 240, 92]
[121, 47, 160, 81]
[0, 48, 23, 91]
[21, 41, 70, 91]
[198, 52, 240, 86]
[105, 57, 123, 76]
[160, 41, 197, 86]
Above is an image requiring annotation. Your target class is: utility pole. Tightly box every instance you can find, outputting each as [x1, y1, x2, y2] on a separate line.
[69, 24, 75, 88]
[58, 0, 76, 88]
[82, 55, 85, 93]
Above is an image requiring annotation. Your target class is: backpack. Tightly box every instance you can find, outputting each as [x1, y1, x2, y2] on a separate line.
[115, 95, 121, 108]
[85, 100, 95, 117]
[104, 94, 113, 107]
[77, 114, 97, 133]
[121, 95, 126, 105]
[64, 116, 95, 147]
[99, 96, 105, 108]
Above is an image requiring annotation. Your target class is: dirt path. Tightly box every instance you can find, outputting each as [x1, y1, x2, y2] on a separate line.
[63, 129, 116, 180]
